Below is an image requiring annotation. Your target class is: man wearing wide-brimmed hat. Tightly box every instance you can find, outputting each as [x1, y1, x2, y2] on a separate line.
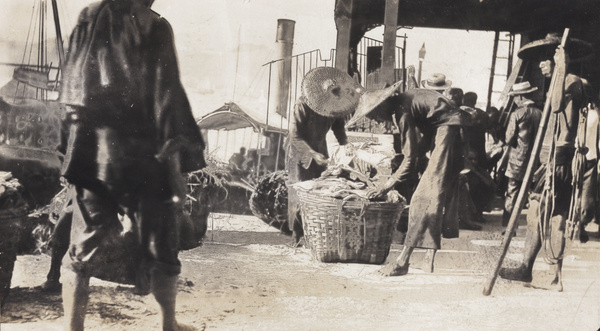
[501, 81, 542, 228]
[499, 33, 592, 291]
[286, 67, 363, 242]
[346, 86, 469, 276]
[421, 73, 452, 93]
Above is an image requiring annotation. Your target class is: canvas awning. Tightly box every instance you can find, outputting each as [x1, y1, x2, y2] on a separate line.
[196, 102, 288, 134]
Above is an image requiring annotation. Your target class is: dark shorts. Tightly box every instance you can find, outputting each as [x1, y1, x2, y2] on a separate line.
[63, 168, 182, 285]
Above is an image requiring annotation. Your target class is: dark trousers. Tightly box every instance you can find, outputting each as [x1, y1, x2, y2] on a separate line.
[503, 178, 522, 226]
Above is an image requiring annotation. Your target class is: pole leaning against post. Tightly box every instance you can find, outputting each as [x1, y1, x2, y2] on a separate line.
[482, 28, 570, 296]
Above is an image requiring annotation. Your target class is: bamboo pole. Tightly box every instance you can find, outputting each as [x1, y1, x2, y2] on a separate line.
[482, 28, 570, 296]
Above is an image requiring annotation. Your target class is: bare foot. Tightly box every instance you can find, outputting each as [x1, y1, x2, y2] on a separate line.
[523, 282, 563, 292]
[376, 263, 409, 277]
[423, 250, 435, 273]
[550, 275, 563, 292]
[39, 280, 62, 293]
[499, 266, 532, 283]
[175, 322, 205, 331]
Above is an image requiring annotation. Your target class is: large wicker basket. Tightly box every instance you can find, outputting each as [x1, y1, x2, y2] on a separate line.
[297, 189, 404, 264]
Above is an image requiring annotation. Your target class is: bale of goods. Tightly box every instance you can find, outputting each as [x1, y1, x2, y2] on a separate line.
[294, 143, 406, 264]
[249, 171, 291, 235]
[0, 172, 28, 307]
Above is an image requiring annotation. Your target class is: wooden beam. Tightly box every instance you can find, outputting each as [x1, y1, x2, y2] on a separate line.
[334, 0, 355, 73]
[381, 0, 399, 87]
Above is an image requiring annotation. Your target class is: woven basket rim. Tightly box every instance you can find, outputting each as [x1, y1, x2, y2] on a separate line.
[296, 188, 403, 209]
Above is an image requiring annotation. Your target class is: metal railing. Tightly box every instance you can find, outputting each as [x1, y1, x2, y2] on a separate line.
[262, 36, 406, 134]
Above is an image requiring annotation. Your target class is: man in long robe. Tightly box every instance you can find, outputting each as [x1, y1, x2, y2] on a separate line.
[347, 87, 468, 276]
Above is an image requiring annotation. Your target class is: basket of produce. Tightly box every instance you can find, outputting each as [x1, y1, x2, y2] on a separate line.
[294, 157, 405, 264]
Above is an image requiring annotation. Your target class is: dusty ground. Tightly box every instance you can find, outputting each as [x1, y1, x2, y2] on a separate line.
[1, 204, 600, 331]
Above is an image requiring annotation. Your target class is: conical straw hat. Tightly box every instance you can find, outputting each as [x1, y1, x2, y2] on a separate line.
[518, 33, 593, 62]
[345, 80, 403, 128]
[301, 67, 365, 118]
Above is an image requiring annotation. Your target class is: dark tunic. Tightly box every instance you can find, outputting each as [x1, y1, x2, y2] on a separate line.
[392, 89, 467, 249]
[58, 0, 205, 285]
[505, 103, 542, 181]
[285, 96, 348, 182]
[534, 73, 583, 217]
[390, 112, 419, 203]
[285, 96, 347, 236]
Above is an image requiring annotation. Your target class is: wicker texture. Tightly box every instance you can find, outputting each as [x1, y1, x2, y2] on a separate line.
[297, 190, 404, 264]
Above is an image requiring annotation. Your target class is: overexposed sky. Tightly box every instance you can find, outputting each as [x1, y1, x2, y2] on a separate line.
[0, 0, 508, 117]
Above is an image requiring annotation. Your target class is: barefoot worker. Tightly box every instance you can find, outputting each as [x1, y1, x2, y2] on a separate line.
[499, 33, 592, 291]
[346, 85, 470, 276]
[58, 0, 206, 329]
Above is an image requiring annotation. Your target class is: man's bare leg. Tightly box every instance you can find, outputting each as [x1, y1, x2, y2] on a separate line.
[152, 270, 178, 331]
[499, 210, 541, 282]
[547, 215, 566, 291]
[61, 268, 89, 331]
[423, 249, 437, 273]
[152, 270, 198, 331]
[377, 246, 413, 276]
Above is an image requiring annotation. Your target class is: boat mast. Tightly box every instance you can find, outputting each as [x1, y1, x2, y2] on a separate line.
[51, 0, 65, 68]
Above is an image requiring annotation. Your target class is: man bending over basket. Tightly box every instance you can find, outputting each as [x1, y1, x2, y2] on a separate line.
[346, 86, 470, 276]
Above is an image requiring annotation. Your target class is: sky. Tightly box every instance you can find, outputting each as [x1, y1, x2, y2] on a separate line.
[0, 0, 511, 118]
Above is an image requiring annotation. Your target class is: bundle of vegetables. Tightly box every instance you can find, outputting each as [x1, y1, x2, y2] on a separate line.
[181, 154, 231, 249]
[249, 171, 291, 235]
[28, 186, 68, 255]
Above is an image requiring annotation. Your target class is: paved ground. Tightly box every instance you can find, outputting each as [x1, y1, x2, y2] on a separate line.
[2, 201, 600, 330]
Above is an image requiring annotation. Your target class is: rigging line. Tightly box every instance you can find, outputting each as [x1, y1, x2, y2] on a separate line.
[38, 0, 43, 69]
[232, 24, 241, 101]
[58, 0, 74, 40]
[238, 45, 276, 102]
[21, 0, 38, 66]
[44, 0, 49, 68]
[29, 1, 40, 68]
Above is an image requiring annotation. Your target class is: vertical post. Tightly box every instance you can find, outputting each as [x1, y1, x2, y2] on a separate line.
[487, 31, 500, 110]
[402, 34, 407, 91]
[334, 0, 354, 73]
[273, 19, 295, 119]
[381, 0, 399, 87]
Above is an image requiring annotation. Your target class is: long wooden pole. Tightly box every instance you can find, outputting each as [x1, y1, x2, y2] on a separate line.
[482, 28, 570, 296]
[487, 31, 500, 110]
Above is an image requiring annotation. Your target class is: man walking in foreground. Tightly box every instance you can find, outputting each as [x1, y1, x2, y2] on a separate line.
[59, 0, 205, 330]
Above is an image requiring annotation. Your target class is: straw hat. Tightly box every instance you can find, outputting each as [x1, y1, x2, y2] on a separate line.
[508, 81, 538, 96]
[301, 67, 365, 118]
[517, 33, 593, 62]
[421, 73, 452, 90]
[345, 80, 403, 128]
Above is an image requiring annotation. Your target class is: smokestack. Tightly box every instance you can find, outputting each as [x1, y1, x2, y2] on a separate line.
[273, 19, 295, 118]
